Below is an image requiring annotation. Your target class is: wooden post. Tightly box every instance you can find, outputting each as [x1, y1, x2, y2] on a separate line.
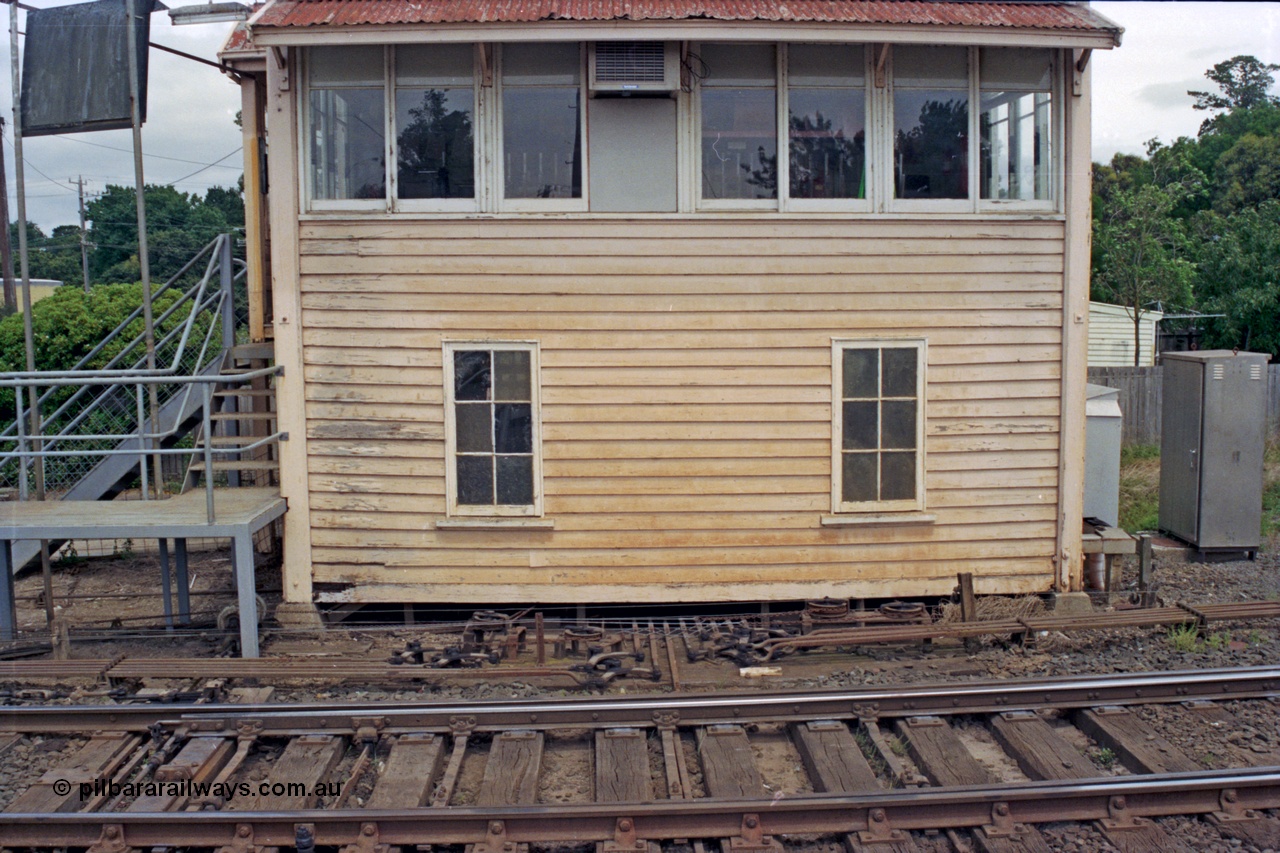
[957, 573, 976, 623]
[535, 612, 545, 664]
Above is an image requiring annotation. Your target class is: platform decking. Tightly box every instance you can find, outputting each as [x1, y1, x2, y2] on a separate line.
[0, 488, 286, 657]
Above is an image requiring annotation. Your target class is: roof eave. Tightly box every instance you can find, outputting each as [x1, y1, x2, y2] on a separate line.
[247, 19, 1121, 50]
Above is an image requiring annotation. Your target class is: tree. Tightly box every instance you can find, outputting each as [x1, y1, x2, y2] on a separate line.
[1189, 55, 1280, 133]
[1091, 183, 1196, 365]
[1191, 201, 1280, 355]
[85, 184, 243, 284]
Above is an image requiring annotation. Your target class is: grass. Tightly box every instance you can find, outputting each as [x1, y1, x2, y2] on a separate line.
[1118, 443, 1161, 532]
[1167, 622, 1202, 653]
[1116, 438, 1280, 543]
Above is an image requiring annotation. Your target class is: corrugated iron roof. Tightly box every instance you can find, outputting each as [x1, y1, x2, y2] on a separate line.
[251, 0, 1121, 35]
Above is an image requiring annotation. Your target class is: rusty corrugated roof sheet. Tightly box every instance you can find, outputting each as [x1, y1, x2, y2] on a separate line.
[251, 0, 1121, 34]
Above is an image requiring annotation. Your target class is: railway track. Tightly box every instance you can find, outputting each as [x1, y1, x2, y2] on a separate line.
[2, 666, 1279, 852]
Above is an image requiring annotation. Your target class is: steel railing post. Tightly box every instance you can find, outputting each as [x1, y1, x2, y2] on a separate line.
[136, 384, 148, 501]
[14, 384, 26, 501]
[203, 382, 215, 523]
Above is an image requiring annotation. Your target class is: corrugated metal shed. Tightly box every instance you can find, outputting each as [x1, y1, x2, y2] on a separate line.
[250, 0, 1122, 34]
[1089, 301, 1163, 367]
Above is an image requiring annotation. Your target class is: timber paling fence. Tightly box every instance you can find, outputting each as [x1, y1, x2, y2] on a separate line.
[1088, 364, 1280, 446]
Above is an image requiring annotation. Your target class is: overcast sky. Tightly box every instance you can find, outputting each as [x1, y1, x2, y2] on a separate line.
[1, 1, 1279, 231]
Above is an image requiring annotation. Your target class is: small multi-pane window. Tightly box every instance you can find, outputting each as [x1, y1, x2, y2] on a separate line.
[308, 46, 386, 201]
[699, 43, 777, 203]
[893, 46, 969, 201]
[395, 44, 475, 201]
[445, 343, 541, 516]
[788, 44, 866, 201]
[980, 48, 1053, 202]
[833, 340, 925, 512]
[501, 43, 583, 201]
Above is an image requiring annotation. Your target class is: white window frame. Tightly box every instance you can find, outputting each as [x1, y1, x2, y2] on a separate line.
[885, 45, 976, 215]
[781, 43, 873, 214]
[443, 340, 544, 518]
[389, 44, 484, 214]
[831, 337, 927, 514]
[496, 43, 589, 213]
[976, 47, 1060, 213]
[302, 46, 388, 213]
[299, 42, 1064, 217]
[694, 41, 781, 212]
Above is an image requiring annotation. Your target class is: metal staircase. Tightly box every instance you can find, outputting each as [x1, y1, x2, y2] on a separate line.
[0, 235, 278, 573]
[183, 343, 279, 492]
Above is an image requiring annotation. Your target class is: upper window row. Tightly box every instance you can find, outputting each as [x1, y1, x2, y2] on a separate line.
[304, 43, 1058, 214]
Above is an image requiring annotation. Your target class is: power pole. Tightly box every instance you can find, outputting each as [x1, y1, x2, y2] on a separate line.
[72, 175, 89, 292]
[0, 116, 14, 313]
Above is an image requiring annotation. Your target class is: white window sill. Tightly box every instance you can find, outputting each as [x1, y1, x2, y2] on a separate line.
[820, 512, 936, 527]
[436, 518, 555, 530]
[435, 514, 555, 527]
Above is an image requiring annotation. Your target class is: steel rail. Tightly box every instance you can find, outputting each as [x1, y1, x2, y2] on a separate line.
[2, 768, 1277, 848]
[4, 665, 1278, 734]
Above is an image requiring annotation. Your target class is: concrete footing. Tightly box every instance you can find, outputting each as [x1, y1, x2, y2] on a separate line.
[274, 601, 325, 629]
[1048, 591, 1095, 615]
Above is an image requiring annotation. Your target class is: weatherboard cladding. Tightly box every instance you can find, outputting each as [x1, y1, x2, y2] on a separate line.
[252, 0, 1120, 33]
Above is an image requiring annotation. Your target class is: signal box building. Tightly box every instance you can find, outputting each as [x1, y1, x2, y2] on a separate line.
[220, 0, 1122, 618]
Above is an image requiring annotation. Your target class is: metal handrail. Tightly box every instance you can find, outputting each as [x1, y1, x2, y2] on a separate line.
[0, 233, 267, 517]
[2, 366, 284, 522]
[0, 234, 234, 382]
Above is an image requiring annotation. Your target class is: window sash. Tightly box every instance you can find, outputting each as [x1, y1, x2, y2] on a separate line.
[831, 338, 926, 513]
[444, 341, 544, 517]
[301, 43, 1061, 216]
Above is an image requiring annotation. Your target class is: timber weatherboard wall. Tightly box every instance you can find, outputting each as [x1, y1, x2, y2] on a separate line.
[297, 217, 1066, 603]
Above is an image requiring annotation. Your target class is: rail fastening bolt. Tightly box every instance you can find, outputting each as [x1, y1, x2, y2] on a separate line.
[362, 824, 376, 836]
[745, 817, 758, 829]
[490, 821, 505, 835]
[870, 809, 886, 823]
[105, 827, 119, 839]
[238, 826, 251, 838]
[618, 819, 633, 832]
[1224, 790, 1238, 803]
[995, 804, 1010, 817]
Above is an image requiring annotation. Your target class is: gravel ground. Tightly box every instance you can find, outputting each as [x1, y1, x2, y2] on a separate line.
[2, 547, 1279, 849]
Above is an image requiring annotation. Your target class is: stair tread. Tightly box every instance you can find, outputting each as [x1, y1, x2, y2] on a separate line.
[213, 389, 275, 397]
[211, 407, 276, 417]
[189, 460, 280, 472]
[197, 436, 276, 445]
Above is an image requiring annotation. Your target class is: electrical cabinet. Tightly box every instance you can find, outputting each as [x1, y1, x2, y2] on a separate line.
[1158, 350, 1269, 553]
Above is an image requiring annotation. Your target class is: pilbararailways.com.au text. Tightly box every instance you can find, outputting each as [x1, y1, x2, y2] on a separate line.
[62, 778, 341, 801]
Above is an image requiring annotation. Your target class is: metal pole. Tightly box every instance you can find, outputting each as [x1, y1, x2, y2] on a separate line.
[11, 1, 52, 625]
[75, 175, 90, 293]
[125, 0, 161, 498]
[0, 117, 15, 313]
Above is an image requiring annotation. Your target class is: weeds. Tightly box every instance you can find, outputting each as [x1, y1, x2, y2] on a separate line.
[1094, 747, 1117, 769]
[888, 736, 909, 757]
[112, 538, 135, 560]
[1203, 631, 1230, 652]
[1167, 622, 1202, 653]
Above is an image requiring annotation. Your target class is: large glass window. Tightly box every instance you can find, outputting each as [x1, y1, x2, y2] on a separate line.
[980, 48, 1053, 202]
[308, 46, 385, 201]
[893, 46, 969, 201]
[502, 44, 582, 200]
[446, 343, 542, 516]
[788, 45, 866, 200]
[395, 45, 475, 200]
[834, 340, 925, 512]
[700, 44, 777, 202]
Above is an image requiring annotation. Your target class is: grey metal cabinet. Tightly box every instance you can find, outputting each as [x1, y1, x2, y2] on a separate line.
[1158, 350, 1269, 553]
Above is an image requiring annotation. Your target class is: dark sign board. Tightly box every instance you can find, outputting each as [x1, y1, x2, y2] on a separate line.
[20, 0, 153, 137]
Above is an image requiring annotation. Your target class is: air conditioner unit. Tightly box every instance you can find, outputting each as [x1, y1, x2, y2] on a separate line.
[589, 41, 679, 95]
